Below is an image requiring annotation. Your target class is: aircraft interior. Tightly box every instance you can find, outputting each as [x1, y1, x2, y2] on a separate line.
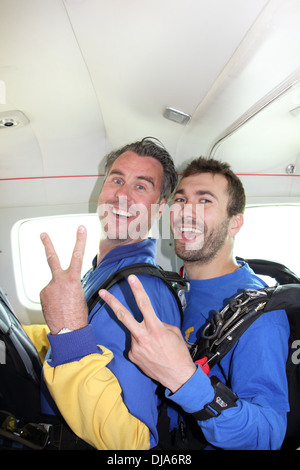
[0, 0, 300, 452]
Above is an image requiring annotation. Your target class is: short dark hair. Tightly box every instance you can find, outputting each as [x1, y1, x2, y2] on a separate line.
[181, 157, 246, 216]
[104, 137, 178, 200]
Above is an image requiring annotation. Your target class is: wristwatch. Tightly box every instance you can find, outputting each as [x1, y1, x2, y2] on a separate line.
[57, 328, 72, 334]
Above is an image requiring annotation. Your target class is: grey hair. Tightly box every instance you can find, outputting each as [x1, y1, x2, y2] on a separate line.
[104, 137, 178, 200]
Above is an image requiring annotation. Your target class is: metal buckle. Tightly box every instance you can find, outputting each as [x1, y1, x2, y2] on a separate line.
[202, 289, 268, 342]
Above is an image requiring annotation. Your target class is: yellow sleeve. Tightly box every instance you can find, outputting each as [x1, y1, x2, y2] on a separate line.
[22, 324, 50, 363]
[43, 346, 150, 450]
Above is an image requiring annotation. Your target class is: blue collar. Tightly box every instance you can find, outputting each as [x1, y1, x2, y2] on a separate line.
[92, 238, 157, 270]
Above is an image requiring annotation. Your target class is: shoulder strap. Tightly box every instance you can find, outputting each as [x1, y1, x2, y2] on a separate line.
[87, 263, 189, 322]
[190, 284, 300, 369]
[236, 257, 300, 285]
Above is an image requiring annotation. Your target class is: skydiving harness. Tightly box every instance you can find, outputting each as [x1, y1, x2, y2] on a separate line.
[186, 288, 271, 421]
[157, 283, 299, 450]
[174, 281, 300, 451]
[191, 287, 271, 370]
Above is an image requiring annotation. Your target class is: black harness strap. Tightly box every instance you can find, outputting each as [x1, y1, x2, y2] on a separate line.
[87, 262, 189, 323]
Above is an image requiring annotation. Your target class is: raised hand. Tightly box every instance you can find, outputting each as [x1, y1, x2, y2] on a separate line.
[40, 225, 89, 335]
[99, 275, 196, 393]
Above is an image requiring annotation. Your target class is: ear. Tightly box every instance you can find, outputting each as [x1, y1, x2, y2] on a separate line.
[229, 213, 244, 238]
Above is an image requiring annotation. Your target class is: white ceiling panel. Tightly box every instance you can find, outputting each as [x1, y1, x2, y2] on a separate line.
[64, 0, 269, 156]
[0, 0, 300, 207]
[0, 0, 107, 180]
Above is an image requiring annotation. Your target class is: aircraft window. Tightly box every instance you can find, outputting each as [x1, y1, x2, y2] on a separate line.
[12, 214, 100, 309]
[234, 205, 300, 281]
[12, 205, 300, 308]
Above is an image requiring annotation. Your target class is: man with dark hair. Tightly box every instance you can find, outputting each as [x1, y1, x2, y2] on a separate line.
[101, 156, 290, 450]
[24, 138, 182, 450]
[180, 156, 246, 216]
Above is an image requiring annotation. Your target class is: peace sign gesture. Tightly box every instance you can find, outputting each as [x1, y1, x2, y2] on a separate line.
[40, 225, 89, 335]
[99, 275, 197, 393]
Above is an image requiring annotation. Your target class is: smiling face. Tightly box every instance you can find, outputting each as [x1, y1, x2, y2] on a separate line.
[98, 151, 166, 245]
[171, 172, 236, 263]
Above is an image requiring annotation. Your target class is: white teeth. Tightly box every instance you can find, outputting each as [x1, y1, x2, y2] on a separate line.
[112, 207, 132, 217]
[181, 227, 202, 234]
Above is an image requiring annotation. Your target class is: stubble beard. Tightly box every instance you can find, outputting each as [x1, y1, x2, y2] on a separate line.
[174, 217, 231, 264]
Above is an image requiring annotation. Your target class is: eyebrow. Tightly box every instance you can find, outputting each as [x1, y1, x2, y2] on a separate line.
[174, 188, 218, 200]
[109, 169, 155, 188]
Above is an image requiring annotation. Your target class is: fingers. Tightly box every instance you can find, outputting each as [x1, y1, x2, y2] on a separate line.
[40, 232, 62, 274]
[99, 288, 141, 337]
[127, 275, 161, 329]
[40, 225, 87, 277]
[99, 274, 162, 333]
[69, 225, 87, 275]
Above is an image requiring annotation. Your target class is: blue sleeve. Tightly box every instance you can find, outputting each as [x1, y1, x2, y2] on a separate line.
[47, 325, 101, 366]
[168, 309, 290, 450]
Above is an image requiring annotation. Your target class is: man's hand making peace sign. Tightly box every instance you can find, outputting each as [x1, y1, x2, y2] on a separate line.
[99, 275, 197, 394]
[39, 224, 196, 393]
[40, 226, 89, 335]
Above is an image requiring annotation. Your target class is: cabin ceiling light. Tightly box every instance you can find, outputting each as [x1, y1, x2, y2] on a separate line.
[289, 105, 300, 119]
[163, 107, 191, 125]
[0, 110, 29, 128]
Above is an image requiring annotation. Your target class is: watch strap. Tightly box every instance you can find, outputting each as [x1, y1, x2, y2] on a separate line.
[191, 376, 238, 421]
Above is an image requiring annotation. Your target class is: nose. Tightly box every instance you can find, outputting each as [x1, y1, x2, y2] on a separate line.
[114, 183, 134, 208]
[185, 202, 204, 221]
[172, 200, 204, 224]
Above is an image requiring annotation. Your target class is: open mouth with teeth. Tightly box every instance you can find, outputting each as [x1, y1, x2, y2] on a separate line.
[112, 207, 133, 218]
[176, 225, 204, 241]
